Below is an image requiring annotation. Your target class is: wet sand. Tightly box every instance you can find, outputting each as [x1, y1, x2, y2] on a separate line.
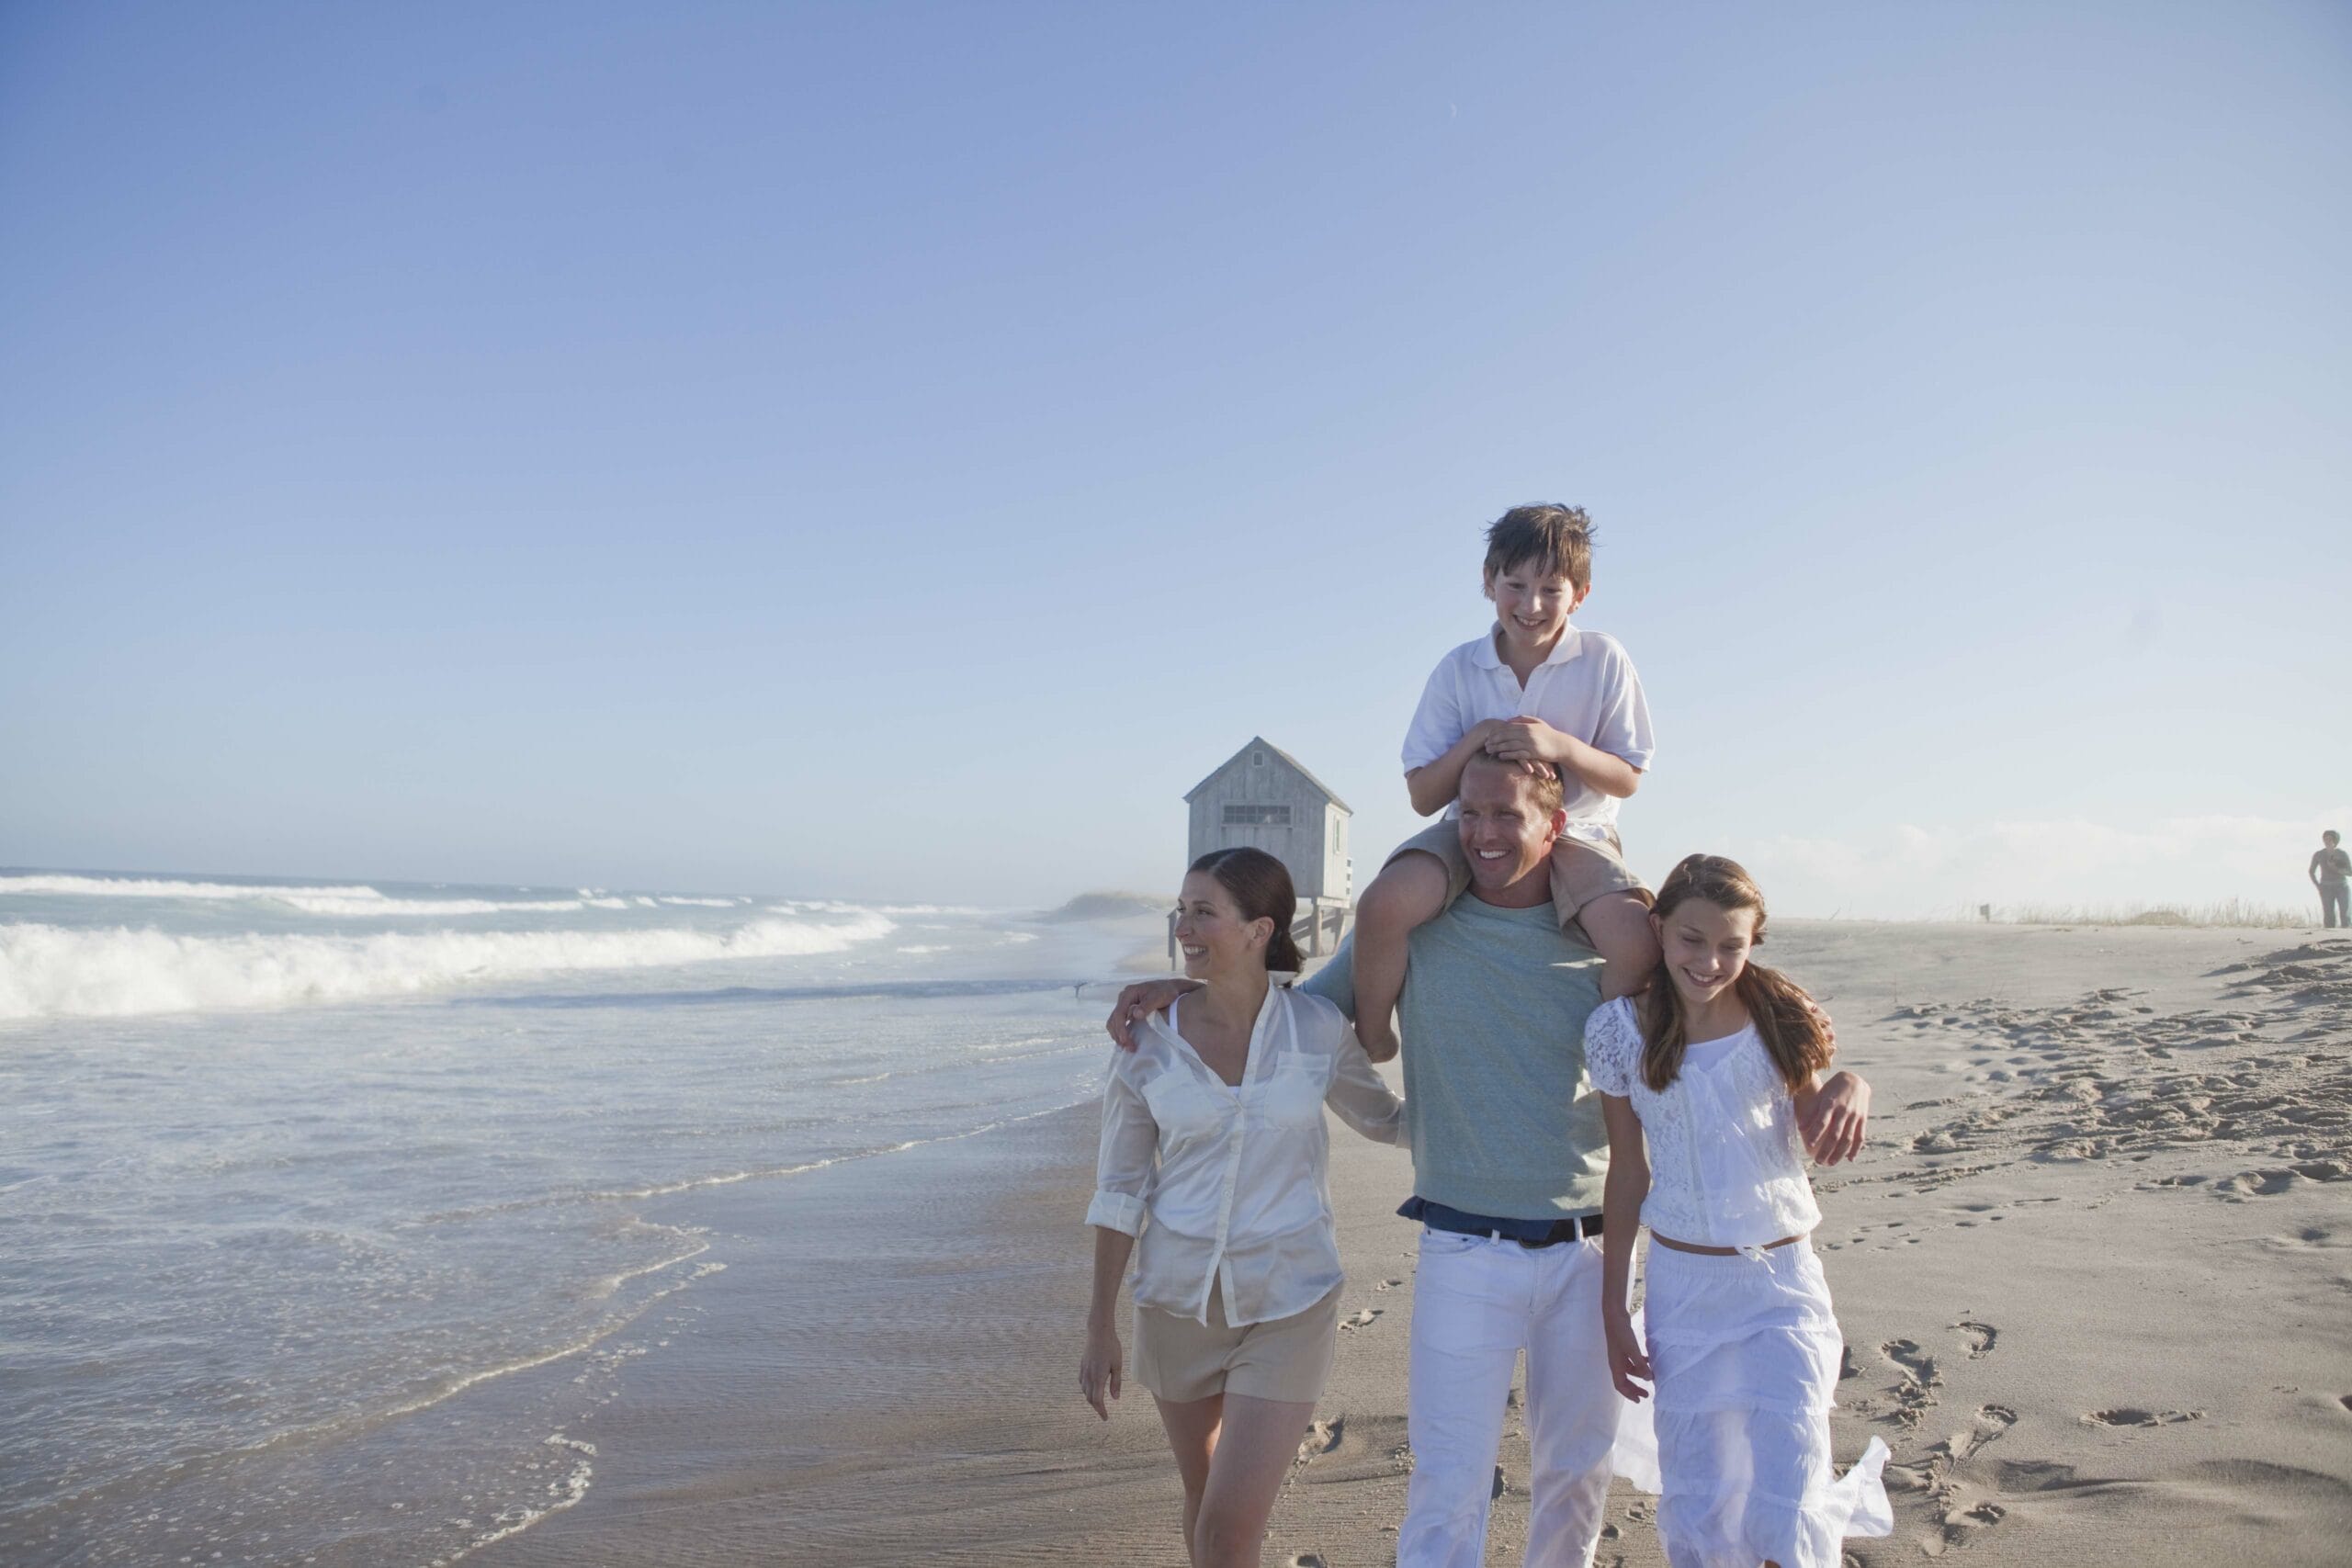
[484, 923, 2352, 1566]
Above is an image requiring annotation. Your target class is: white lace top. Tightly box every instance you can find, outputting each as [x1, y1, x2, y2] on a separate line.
[1583, 996, 1821, 1248]
[1089, 987, 1408, 1325]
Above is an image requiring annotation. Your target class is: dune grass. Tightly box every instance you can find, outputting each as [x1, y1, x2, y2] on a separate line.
[1974, 899, 2316, 930]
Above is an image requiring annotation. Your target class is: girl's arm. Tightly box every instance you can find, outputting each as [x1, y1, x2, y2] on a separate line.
[1405, 719, 1505, 817]
[1080, 1226, 1136, 1419]
[1599, 1093, 1653, 1403]
[1325, 1032, 1408, 1147]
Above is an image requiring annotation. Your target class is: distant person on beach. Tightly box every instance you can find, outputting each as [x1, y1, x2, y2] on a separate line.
[1352, 503, 1659, 1066]
[1080, 846, 1408, 1568]
[1111, 757, 1875, 1566]
[1590, 854, 1892, 1565]
[2312, 830, 2350, 929]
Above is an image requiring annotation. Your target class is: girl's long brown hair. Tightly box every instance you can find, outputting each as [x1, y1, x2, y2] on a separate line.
[1639, 853, 1833, 1094]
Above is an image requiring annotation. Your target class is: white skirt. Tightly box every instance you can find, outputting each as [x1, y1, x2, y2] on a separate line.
[1609, 1238, 1893, 1568]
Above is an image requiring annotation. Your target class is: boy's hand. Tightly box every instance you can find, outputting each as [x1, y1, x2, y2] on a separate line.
[1104, 977, 1199, 1049]
[1483, 716, 1571, 766]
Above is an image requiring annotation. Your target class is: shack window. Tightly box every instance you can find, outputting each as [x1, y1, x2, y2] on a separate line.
[1223, 804, 1292, 827]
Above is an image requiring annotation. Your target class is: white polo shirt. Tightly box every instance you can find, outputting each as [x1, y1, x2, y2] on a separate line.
[1399, 623, 1656, 836]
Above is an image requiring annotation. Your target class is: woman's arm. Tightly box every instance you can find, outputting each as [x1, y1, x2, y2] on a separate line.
[1080, 1225, 1136, 1419]
[1599, 1093, 1653, 1403]
[1325, 1032, 1408, 1147]
[1080, 1059, 1156, 1419]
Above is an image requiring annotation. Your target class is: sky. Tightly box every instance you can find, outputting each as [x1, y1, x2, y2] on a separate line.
[2, 2, 2346, 916]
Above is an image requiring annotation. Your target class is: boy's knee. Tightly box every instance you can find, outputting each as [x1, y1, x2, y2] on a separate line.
[1360, 853, 1450, 929]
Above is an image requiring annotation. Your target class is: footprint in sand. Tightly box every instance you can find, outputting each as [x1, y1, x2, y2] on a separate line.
[1935, 1404, 2018, 1462]
[1952, 1319, 1997, 1359]
[1340, 1307, 1382, 1331]
[1879, 1338, 1943, 1427]
[2082, 1407, 2202, 1427]
[1286, 1555, 1329, 1568]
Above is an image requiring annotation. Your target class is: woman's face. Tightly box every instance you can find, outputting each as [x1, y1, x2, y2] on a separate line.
[1173, 871, 1266, 980]
[1651, 896, 1758, 1010]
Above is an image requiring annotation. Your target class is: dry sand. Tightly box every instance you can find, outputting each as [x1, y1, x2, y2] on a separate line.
[484, 923, 2352, 1567]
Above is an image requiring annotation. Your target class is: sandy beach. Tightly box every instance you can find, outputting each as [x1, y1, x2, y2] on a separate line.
[483, 920, 2352, 1567]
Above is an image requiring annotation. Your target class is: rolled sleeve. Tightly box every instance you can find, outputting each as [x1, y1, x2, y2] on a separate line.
[1085, 1189, 1147, 1235]
[1091, 1054, 1158, 1236]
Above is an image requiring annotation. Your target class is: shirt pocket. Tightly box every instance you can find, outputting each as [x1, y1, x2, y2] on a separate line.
[1141, 1072, 1228, 1145]
[1256, 1060, 1329, 1130]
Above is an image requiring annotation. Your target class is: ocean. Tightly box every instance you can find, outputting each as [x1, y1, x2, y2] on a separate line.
[0, 870, 1153, 1567]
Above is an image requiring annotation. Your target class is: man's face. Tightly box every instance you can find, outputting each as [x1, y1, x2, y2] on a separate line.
[1455, 761, 1565, 897]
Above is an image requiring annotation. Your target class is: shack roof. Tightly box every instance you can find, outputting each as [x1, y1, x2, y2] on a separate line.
[1182, 736, 1351, 813]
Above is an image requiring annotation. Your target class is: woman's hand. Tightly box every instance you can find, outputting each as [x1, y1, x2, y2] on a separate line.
[1604, 1308, 1652, 1404]
[1080, 1324, 1124, 1419]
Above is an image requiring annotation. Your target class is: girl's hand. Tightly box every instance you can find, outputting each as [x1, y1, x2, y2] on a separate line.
[1604, 1309, 1652, 1404]
[1080, 1325, 1124, 1419]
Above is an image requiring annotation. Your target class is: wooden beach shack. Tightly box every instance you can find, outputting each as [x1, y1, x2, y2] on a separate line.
[1173, 738, 1353, 966]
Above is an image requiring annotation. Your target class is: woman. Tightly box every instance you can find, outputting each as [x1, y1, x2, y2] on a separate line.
[1080, 847, 1407, 1567]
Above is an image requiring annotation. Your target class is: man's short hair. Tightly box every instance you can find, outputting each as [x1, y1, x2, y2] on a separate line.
[1464, 750, 1566, 816]
[1483, 503, 1595, 591]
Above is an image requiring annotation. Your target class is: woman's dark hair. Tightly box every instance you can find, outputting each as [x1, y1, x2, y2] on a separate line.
[1638, 853, 1833, 1094]
[1189, 847, 1304, 976]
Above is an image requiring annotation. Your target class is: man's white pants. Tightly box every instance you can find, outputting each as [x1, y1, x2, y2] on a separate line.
[1398, 1227, 1621, 1568]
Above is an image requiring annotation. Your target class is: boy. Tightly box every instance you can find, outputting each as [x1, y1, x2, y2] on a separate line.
[1354, 503, 1657, 1058]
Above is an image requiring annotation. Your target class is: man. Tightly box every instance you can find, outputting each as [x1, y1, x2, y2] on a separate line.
[1108, 753, 1871, 1566]
[2313, 829, 2351, 930]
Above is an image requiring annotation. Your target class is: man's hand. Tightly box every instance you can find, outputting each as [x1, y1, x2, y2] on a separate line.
[1104, 977, 1199, 1050]
[1799, 1070, 1870, 1166]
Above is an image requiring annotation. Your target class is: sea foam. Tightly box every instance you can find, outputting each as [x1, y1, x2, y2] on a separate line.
[0, 874, 593, 918]
[0, 913, 895, 1021]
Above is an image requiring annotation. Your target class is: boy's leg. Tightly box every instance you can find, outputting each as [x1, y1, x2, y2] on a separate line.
[1548, 836, 1658, 1001]
[1398, 1231, 1530, 1568]
[1353, 823, 1468, 1058]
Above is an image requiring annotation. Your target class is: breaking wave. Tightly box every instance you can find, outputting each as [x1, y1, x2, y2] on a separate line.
[0, 913, 896, 1021]
[0, 874, 597, 918]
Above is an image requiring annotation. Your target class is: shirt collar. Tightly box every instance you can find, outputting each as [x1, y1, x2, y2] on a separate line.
[1474, 622, 1584, 670]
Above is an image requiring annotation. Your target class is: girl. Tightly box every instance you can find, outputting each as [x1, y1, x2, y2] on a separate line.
[1589, 853, 1892, 1567]
[1079, 847, 1407, 1568]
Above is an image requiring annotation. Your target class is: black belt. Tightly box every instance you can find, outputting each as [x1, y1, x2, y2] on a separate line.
[1403, 1197, 1603, 1248]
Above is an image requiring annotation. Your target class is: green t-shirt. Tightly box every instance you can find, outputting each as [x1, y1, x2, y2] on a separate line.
[1302, 896, 1608, 1220]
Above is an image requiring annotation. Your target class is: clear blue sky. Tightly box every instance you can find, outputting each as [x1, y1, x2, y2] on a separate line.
[3, 2, 2346, 914]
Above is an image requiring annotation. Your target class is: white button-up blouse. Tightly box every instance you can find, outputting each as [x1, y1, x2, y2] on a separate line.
[1087, 984, 1408, 1326]
[1584, 996, 1823, 1249]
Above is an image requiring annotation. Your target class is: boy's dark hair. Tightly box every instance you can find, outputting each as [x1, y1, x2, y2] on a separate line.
[1483, 503, 1595, 591]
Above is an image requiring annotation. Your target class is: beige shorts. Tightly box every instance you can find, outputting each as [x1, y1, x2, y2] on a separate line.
[1133, 1284, 1340, 1405]
[1386, 818, 1649, 932]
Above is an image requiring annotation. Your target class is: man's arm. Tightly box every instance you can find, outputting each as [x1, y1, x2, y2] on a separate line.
[1795, 1069, 1870, 1165]
[2314, 851, 2328, 888]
